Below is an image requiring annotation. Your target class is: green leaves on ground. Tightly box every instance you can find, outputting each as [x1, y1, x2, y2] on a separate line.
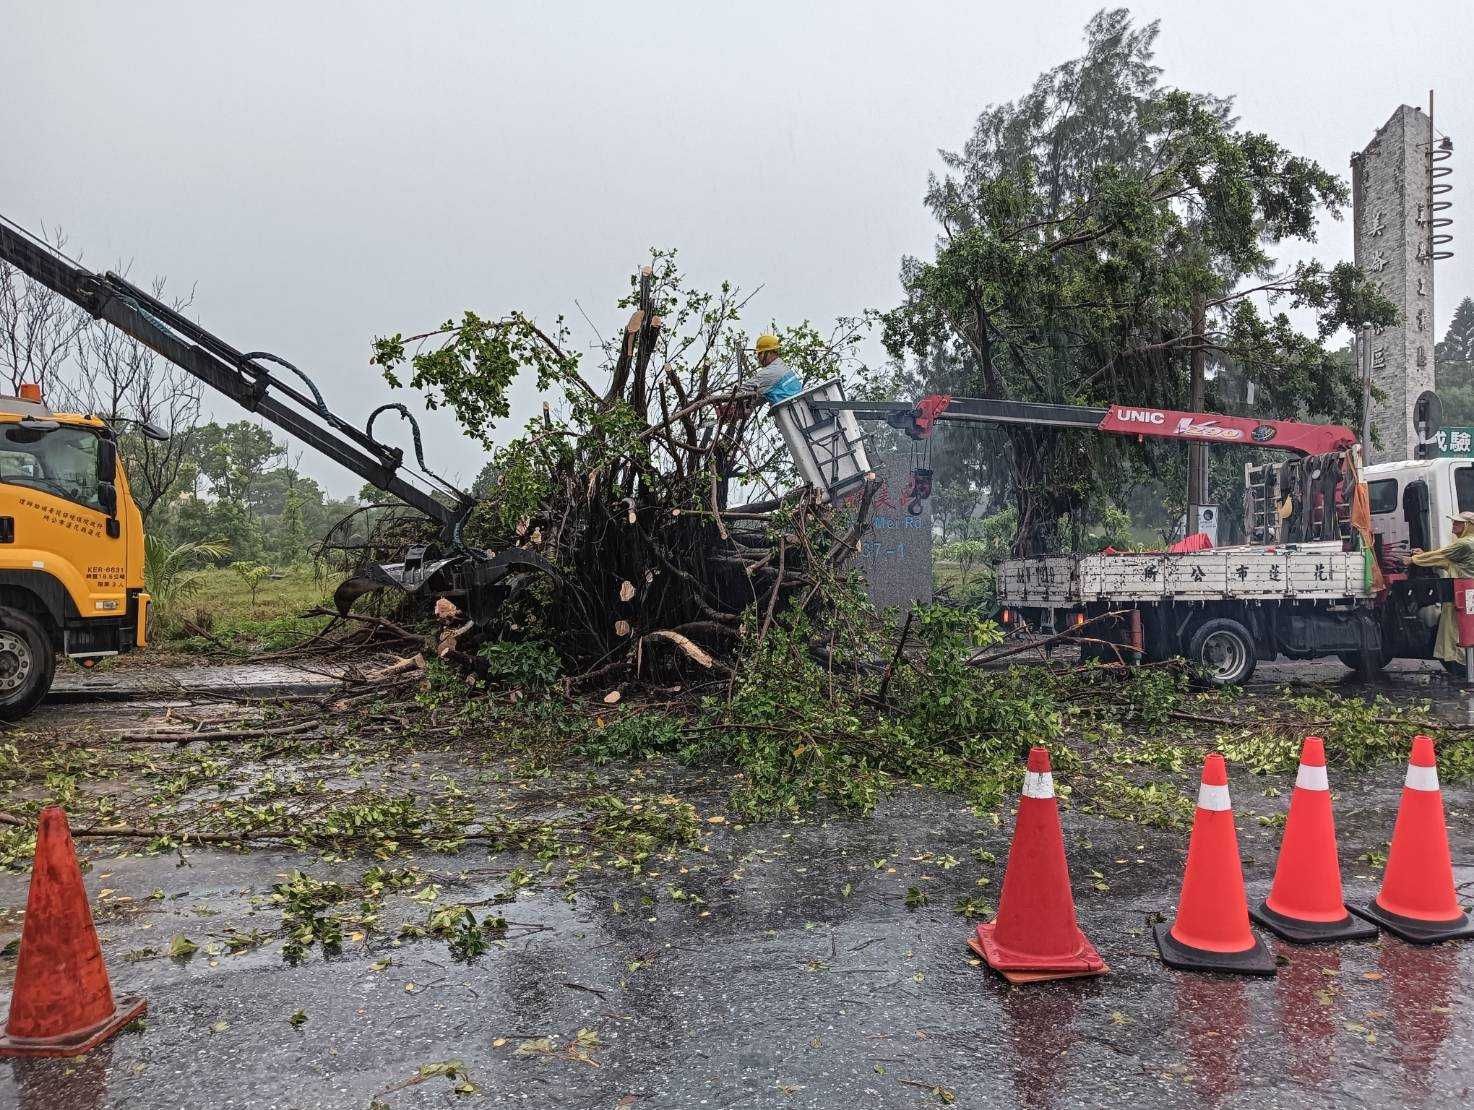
[271, 871, 350, 963]
[683, 605, 1060, 817]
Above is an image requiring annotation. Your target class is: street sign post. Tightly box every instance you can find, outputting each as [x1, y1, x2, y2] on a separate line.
[1433, 428, 1474, 457]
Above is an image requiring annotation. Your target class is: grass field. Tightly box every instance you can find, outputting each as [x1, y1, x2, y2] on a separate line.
[162, 556, 990, 655]
[932, 559, 993, 608]
[155, 564, 338, 654]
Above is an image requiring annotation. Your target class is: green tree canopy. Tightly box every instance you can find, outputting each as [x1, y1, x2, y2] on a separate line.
[883, 8, 1394, 551]
[151, 419, 361, 564]
[1437, 296, 1474, 426]
[194, 421, 286, 508]
[1437, 297, 1474, 364]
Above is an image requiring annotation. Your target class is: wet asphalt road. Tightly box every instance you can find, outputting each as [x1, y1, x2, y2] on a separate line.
[49, 661, 349, 703]
[2, 659, 1473, 1109]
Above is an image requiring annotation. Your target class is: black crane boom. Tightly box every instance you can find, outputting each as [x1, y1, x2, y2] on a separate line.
[0, 218, 470, 531]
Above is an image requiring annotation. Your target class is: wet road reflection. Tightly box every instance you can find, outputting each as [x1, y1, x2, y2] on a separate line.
[5, 653, 1472, 1109]
[1379, 940, 1460, 1103]
[11, 1041, 114, 1110]
[998, 981, 1082, 1110]
[1175, 975, 1250, 1105]
[1274, 946, 1341, 1086]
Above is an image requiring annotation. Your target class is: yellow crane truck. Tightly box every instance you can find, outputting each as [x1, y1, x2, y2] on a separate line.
[0, 387, 150, 717]
[0, 215, 556, 720]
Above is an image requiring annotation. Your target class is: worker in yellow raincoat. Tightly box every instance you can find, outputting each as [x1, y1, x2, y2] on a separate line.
[1410, 510, 1474, 663]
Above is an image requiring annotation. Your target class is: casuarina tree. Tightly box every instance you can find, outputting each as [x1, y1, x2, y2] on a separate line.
[1436, 297, 1474, 425]
[884, 8, 1394, 552]
[1437, 297, 1474, 364]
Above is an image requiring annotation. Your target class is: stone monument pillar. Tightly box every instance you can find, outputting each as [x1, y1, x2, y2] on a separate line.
[1353, 104, 1436, 463]
[856, 453, 932, 611]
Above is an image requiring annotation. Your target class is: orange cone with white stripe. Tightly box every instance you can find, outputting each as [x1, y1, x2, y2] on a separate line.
[1250, 736, 1377, 943]
[1351, 735, 1474, 944]
[0, 808, 146, 1057]
[968, 747, 1107, 982]
[1154, 753, 1275, 975]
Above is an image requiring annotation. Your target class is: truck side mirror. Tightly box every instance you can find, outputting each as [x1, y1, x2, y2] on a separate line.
[98, 480, 117, 517]
[140, 421, 170, 442]
[96, 438, 118, 482]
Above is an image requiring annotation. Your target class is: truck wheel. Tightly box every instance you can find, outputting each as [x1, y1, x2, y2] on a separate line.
[1187, 618, 1257, 686]
[1338, 649, 1388, 678]
[0, 608, 54, 721]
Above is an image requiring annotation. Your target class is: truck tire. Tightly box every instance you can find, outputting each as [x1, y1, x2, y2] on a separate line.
[1338, 649, 1388, 678]
[1187, 618, 1257, 686]
[0, 607, 54, 721]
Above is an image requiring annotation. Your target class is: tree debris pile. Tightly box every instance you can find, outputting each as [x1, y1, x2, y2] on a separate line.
[1, 648, 1464, 873]
[367, 253, 878, 686]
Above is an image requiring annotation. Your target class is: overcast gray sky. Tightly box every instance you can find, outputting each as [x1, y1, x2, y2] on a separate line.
[3, 1, 1470, 497]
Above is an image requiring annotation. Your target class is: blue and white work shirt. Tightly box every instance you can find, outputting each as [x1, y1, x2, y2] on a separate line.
[749, 357, 803, 404]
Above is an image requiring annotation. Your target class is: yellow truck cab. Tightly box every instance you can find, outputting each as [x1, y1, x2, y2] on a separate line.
[0, 390, 148, 718]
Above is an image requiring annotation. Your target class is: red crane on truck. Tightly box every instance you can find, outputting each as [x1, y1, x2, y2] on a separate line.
[776, 381, 1456, 684]
[821, 394, 1356, 457]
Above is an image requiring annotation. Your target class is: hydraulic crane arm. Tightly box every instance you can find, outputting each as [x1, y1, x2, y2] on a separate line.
[0, 217, 471, 531]
[815, 394, 1358, 457]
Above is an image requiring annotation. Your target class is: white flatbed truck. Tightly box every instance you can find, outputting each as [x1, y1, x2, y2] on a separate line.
[788, 392, 1464, 685]
[997, 541, 1375, 683]
[996, 456, 1472, 683]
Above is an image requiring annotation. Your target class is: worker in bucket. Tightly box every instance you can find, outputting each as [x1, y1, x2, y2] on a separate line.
[1408, 510, 1474, 665]
[747, 334, 803, 404]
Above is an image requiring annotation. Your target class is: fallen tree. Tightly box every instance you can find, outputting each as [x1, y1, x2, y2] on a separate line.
[364, 252, 878, 686]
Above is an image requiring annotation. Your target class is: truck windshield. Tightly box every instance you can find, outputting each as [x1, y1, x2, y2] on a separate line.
[0, 424, 103, 512]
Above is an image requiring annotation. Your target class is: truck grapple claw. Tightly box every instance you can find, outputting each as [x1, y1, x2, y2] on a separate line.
[334, 548, 561, 626]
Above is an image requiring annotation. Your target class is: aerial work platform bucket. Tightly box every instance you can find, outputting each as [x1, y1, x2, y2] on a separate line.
[770, 378, 873, 502]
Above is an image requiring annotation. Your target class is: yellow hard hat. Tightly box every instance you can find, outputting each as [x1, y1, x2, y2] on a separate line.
[754, 333, 780, 355]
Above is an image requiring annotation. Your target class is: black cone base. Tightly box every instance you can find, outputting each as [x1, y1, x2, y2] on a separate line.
[1351, 900, 1474, 945]
[1152, 923, 1276, 976]
[1251, 900, 1378, 944]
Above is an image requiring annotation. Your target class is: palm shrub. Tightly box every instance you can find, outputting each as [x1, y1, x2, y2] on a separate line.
[144, 535, 230, 635]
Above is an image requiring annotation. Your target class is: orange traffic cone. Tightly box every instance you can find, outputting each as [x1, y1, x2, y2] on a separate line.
[969, 747, 1107, 982]
[1154, 753, 1275, 975]
[0, 808, 146, 1057]
[1351, 735, 1474, 944]
[1250, 736, 1377, 943]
